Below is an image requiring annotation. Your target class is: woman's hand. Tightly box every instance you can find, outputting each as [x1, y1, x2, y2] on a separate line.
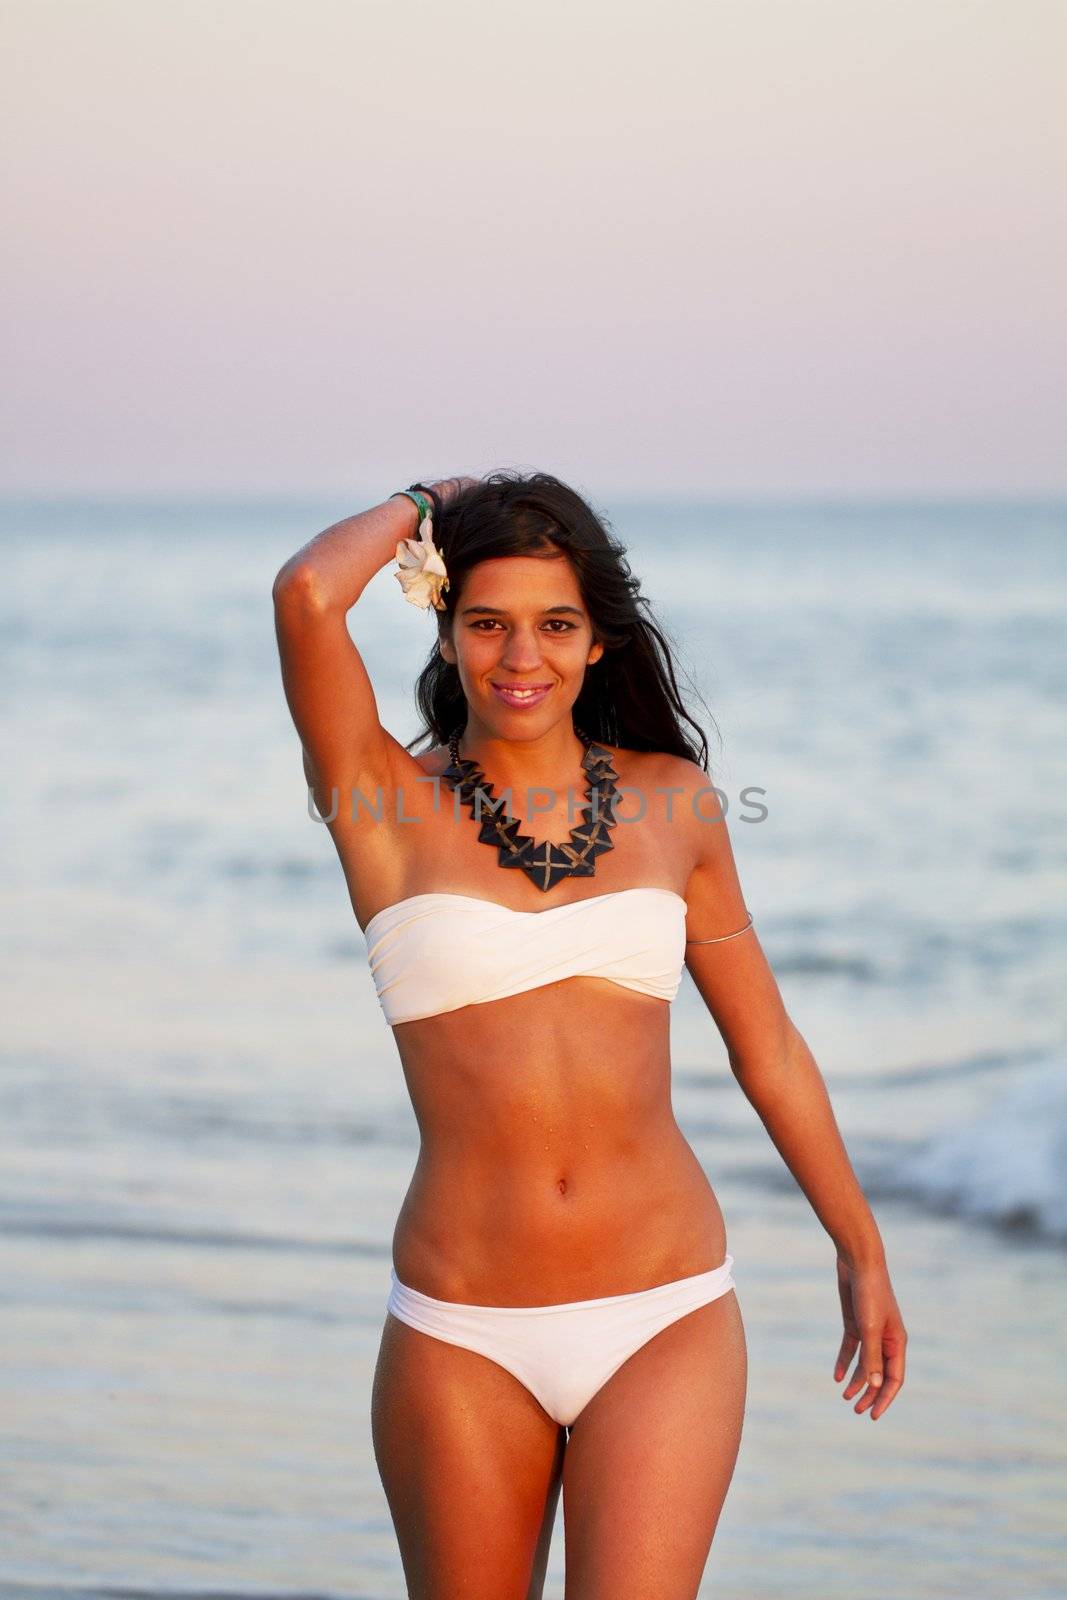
[833, 1254, 907, 1419]
[426, 475, 482, 507]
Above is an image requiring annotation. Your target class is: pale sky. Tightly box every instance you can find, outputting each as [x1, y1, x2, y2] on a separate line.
[2, 0, 1065, 497]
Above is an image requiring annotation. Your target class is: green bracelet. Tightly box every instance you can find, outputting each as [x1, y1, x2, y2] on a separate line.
[390, 487, 433, 527]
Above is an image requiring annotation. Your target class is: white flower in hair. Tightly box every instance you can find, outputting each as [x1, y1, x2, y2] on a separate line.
[395, 514, 450, 611]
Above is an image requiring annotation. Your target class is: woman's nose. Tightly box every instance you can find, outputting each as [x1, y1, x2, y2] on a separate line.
[499, 631, 545, 671]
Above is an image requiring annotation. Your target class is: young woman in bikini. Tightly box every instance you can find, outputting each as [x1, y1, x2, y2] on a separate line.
[272, 471, 907, 1599]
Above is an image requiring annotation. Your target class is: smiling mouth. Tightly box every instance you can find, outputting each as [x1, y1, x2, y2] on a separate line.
[491, 682, 553, 701]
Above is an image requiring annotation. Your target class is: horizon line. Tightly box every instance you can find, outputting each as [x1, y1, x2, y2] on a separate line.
[2, 488, 1066, 509]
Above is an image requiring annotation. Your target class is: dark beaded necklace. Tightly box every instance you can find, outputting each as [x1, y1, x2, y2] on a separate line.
[442, 724, 622, 892]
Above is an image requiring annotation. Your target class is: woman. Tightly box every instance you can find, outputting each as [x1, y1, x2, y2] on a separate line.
[272, 471, 907, 1599]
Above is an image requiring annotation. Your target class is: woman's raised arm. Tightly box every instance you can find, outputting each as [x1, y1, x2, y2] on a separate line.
[271, 494, 421, 806]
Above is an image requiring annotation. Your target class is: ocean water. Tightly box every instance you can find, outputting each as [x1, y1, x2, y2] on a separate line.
[2, 495, 1065, 1599]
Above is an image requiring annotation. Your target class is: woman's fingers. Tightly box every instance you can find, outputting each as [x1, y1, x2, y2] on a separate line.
[862, 1322, 884, 1391]
[840, 1317, 882, 1401]
[844, 1340, 880, 1403]
[868, 1324, 907, 1419]
[430, 474, 481, 506]
[832, 1261, 907, 1417]
[841, 1354, 867, 1402]
[843, 1322, 907, 1417]
[840, 1315, 876, 1396]
[833, 1329, 857, 1384]
[833, 1260, 907, 1418]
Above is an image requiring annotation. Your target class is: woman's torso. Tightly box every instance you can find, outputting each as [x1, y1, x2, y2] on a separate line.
[334, 740, 726, 1304]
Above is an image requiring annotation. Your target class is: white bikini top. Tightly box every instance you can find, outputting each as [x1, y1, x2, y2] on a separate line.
[364, 887, 688, 1026]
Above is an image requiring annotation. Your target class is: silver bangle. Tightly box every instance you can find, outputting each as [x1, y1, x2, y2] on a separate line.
[685, 909, 753, 944]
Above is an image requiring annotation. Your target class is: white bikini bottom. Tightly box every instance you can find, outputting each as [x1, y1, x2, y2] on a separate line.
[386, 1253, 737, 1429]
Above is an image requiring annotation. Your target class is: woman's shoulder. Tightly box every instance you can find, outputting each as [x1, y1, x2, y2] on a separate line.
[624, 746, 709, 790]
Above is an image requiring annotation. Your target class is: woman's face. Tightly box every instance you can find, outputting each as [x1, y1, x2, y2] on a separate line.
[439, 552, 603, 736]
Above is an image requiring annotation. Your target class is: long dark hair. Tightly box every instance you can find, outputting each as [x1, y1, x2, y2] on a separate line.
[404, 470, 719, 772]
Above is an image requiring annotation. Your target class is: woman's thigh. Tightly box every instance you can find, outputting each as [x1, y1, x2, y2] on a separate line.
[560, 1288, 747, 1600]
[372, 1311, 567, 1600]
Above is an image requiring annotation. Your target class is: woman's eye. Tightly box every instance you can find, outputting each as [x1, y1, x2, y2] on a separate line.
[470, 619, 575, 633]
